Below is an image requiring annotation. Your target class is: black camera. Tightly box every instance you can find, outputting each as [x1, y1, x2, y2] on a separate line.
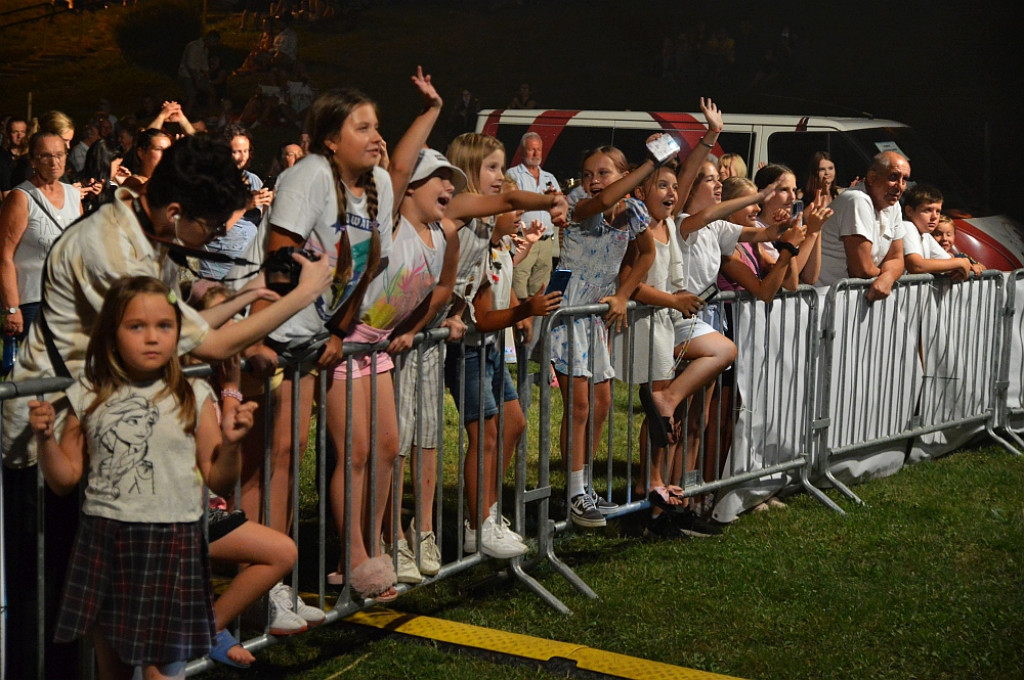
[264, 246, 320, 296]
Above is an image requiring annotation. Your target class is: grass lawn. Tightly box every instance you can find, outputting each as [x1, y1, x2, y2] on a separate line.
[202, 443, 1024, 680]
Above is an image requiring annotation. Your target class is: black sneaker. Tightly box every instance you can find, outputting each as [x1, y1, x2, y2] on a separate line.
[673, 508, 723, 538]
[643, 513, 688, 540]
[569, 493, 606, 528]
[587, 487, 619, 515]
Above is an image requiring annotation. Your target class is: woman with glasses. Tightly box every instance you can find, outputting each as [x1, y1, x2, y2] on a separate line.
[0, 131, 82, 369]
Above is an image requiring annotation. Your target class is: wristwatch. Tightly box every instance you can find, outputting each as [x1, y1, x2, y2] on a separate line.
[6, 307, 17, 315]
[773, 240, 800, 256]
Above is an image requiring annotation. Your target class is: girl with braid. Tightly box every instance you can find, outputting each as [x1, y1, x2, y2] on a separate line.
[242, 67, 442, 604]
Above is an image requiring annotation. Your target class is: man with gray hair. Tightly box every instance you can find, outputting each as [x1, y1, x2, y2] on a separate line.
[815, 150, 910, 300]
[507, 131, 560, 300]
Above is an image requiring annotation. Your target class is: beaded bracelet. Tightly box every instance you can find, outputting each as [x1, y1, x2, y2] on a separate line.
[221, 388, 243, 402]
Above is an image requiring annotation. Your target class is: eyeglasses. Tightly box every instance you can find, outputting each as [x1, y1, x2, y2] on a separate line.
[193, 219, 228, 240]
[35, 152, 67, 162]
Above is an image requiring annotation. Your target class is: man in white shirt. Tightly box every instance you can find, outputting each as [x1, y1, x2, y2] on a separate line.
[508, 132, 560, 299]
[815, 151, 910, 300]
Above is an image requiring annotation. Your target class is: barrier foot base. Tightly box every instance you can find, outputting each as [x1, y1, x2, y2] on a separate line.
[543, 522, 599, 601]
[800, 472, 846, 516]
[988, 424, 1024, 456]
[508, 559, 573, 615]
[824, 469, 864, 506]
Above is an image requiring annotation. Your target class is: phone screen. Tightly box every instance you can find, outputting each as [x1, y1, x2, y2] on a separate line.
[546, 269, 572, 295]
[792, 200, 804, 217]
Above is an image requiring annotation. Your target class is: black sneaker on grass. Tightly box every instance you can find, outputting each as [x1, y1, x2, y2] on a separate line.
[569, 493, 606, 528]
[643, 513, 688, 540]
[673, 508, 723, 537]
[587, 487, 619, 515]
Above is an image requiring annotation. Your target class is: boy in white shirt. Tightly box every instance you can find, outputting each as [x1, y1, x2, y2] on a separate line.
[901, 183, 971, 281]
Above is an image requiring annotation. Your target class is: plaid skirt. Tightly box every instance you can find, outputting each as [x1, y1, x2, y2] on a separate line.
[55, 515, 216, 665]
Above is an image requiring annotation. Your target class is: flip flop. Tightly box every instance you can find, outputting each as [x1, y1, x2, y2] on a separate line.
[648, 486, 686, 514]
[638, 384, 672, 448]
[209, 629, 252, 669]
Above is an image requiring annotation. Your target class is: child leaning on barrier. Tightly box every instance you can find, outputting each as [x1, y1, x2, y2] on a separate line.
[28, 276, 258, 680]
[933, 214, 987, 275]
[552, 144, 658, 529]
[376, 148, 465, 585]
[193, 285, 311, 667]
[241, 68, 442, 604]
[900, 183, 973, 281]
[442, 132, 568, 558]
[642, 159, 788, 535]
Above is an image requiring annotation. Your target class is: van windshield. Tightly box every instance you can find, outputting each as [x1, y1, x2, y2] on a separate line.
[846, 127, 976, 214]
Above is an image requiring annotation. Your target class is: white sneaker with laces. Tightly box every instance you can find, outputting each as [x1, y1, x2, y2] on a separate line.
[386, 538, 424, 584]
[270, 582, 326, 627]
[464, 515, 528, 558]
[267, 591, 307, 636]
[405, 522, 442, 576]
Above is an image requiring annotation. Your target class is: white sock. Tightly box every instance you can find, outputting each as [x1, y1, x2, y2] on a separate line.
[569, 470, 585, 497]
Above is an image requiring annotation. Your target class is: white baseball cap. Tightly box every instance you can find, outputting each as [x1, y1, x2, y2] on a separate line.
[410, 148, 467, 192]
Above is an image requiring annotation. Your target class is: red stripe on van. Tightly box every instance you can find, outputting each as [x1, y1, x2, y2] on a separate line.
[507, 110, 581, 166]
[955, 220, 1023, 270]
[649, 111, 719, 154]
[480, 110, 504, 137]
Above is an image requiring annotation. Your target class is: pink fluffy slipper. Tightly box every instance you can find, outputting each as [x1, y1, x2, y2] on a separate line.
[348, 556, 398, 602]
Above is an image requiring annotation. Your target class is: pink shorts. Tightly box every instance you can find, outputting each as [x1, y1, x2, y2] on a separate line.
[332, 322, 394, 380]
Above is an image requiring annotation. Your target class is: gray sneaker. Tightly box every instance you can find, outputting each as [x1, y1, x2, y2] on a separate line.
[569, 493, 606, 528]
[588, 487, 619, 515]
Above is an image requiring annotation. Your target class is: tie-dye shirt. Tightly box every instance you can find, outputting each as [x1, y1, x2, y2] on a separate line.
[359, 216, 446, 330]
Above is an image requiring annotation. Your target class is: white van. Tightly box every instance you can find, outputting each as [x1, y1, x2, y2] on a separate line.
[477, 110, 1024, 270]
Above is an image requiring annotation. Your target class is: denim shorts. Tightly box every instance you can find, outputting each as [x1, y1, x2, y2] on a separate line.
[444, 342, 518, 423]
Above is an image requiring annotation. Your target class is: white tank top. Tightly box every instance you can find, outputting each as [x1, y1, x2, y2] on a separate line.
[359, 216, 446, 331]
[13, 180, 81, 305]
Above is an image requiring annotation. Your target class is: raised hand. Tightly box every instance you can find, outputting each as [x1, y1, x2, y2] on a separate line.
[700, 97, 723, 133]
[411, 65, 442, 109]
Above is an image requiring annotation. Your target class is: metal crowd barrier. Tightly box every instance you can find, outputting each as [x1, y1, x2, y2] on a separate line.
[815, 271, 1013, 506]
[3, 270, 1023, 677]
[991, 269, 1024, 455]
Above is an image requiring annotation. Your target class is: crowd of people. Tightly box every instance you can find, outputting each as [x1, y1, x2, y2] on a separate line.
[0, 54, 990, 678]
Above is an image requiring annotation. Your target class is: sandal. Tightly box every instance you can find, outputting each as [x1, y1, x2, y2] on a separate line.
[648, 486, 686, 514]
[209, 629, 252, 669]
[638, 385, 673, 448]
[348, 556, 399, 603]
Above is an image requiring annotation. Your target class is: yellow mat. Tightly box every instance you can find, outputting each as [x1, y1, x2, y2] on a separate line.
[347, 609, 744, 680]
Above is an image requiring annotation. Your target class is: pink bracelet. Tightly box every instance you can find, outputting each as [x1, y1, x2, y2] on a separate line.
[221, 388, 243, 402]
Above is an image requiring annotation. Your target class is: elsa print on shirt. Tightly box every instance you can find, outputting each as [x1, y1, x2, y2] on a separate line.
[95, 395, 160, 499]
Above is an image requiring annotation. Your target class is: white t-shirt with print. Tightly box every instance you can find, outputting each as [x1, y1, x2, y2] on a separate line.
[902, 220, 951, 260]
[67, 378, 215, 524]
[816, 185, 904, 287]
[266, 155, 393, 347]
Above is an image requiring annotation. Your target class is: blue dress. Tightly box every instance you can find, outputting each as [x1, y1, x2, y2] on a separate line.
[550, 197, 649, 380]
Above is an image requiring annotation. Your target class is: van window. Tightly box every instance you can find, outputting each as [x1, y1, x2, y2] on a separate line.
[769, 127, 975, 212]
[767, 130, 863, 190]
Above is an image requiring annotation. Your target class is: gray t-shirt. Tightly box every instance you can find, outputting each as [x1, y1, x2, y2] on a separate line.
[67, 378, 215, 523]
[266, 155, 393, 347]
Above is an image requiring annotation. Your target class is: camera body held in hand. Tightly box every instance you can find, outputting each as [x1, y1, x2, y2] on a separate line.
[264, 246, 320, 296]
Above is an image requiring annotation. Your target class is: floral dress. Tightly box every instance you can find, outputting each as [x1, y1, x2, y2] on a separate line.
[550, 197, 649, 380]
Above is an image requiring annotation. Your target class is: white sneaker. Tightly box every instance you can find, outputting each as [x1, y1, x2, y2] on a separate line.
[270, 582, 326, 627]
[464, 515, 528, 558]
[405, 522, 442, 576]
[267, 591, 307, 636]
[386, 538, 424, 584]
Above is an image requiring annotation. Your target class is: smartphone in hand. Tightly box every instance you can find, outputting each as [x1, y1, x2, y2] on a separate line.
[546, 269, 572, 295]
